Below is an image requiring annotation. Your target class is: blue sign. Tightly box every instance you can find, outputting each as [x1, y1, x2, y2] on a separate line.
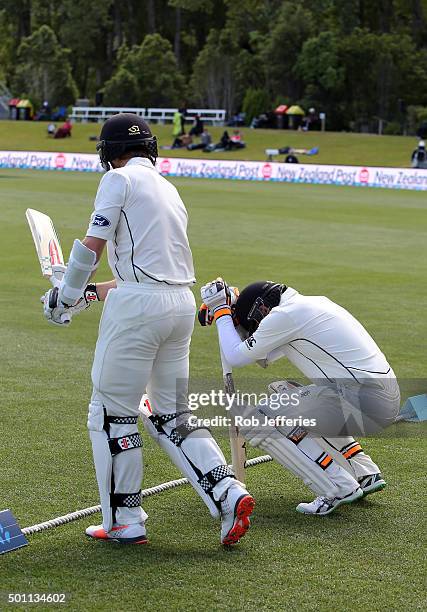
[0, 509, 28, 554]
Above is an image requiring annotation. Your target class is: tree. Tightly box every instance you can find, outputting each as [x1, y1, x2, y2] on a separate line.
[190, 29, 241, 113]
[295, 31, 345, 126]
[242, 88, 271, 123]
[103, 66, 139, 107]
[0, 9, 14, 83]
[58, 0, 113, 96]
[339, 29, 427, 126]
[103, 34, 185, 107]
[13, 24, 78, 106]
[260, 1, 315, 101]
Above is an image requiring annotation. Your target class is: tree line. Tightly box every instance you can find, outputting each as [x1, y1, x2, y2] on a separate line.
[1, 0, 427, 132]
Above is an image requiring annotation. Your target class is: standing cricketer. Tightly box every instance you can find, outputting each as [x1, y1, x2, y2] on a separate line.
[200, 278, 400, 516]
[41, 114, 254, 545]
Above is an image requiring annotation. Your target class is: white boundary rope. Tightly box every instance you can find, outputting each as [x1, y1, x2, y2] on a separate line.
[22, 454, 273, 536]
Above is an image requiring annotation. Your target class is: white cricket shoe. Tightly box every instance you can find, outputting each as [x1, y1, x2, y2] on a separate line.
[220, 483, 255, 546]
[358, 473, 386, 496]
[296, 487, 363, 516]
[85, 522, 148, 544]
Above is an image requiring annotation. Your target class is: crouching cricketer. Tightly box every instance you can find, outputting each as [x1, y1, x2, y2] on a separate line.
[200, 278, 400, 516]
[41, 114, 254, 546]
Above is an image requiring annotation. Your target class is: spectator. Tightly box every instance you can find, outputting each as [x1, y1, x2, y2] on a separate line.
[411, 140, 427, 169]
[181, 133, 193, 147]
[301, 108, 320, 131]
[172, 110, 184, 146]
[54, 119, 72, 139]
[204, 131, 241, 153]
[172, 133, 193, 149]
[220, 130, 231, 149]
[189, 114, 204, 137]
[179, 107, 187, 133]
[35, 100, 51, 121]
[229, 129, 246, 150]
[187, 128, 212, 151]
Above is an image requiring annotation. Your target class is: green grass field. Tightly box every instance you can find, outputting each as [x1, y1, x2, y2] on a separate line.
[1, 169, 426, 611]
[0, 119, 419, 167]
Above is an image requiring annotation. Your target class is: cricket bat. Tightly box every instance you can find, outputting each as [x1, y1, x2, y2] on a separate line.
[220, 347, 246, 483]
[26, 208, 65, 279]
[25, 208, 70, 322]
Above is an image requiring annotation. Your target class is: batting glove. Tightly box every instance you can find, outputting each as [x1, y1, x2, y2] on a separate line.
[198, 286, 240, 326]
[198, 302, 214, 326]
[200, 278, 235, 322]
[41, 286, 72, 326]
[68, 283, 100, 316]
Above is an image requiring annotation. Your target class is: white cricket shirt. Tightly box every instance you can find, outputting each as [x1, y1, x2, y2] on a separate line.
[86, 157, 195, 285]
[218, 287, 394, 382]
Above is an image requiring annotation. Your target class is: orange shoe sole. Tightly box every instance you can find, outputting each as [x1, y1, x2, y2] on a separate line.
[86, 527, 148, 545]
[222, 494, 255, 546]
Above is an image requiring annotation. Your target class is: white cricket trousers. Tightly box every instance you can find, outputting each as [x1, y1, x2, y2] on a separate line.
[91, 281, 196, 417]
[88, 280, 232, 528]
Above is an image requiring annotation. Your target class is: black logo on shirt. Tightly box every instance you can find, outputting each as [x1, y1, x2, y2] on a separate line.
[92, 214, 111, 227]
[245, 336, 256, 349]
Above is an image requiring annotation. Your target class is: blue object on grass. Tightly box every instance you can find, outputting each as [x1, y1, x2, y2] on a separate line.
[0, 509, 28, 554]
[396, 394, 427, 422]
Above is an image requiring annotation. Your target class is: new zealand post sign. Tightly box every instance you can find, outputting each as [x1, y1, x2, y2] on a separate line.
[1, 150, 427, 191]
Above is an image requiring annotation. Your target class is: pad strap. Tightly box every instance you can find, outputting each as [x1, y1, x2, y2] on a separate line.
[149, 411, 210, 447]
[106, 416, 139, 425]
[198, 465, 235, 493]
[108, 433, 142, 456]
[110, 491, 141, 508]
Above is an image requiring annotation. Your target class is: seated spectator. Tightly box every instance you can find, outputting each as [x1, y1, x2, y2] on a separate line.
[181, 133, 192, 147]
[189, 114, 204, 137]
[205, 130, 245, 153]
[54, 119, 72, 139]
[411, 140, 427, 169]
[172, 133, 193, 149]
[187, 128, 212, 151]
[47, 123, 56, 137]
[228, 129, 246, 150]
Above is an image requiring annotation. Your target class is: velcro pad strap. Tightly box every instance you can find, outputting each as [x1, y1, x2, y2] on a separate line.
[110, 491, 141, 508]
[108, 433, 142, 456]
[106, 416, 139, 425]
[149, 412, 182, 430]
[150, 411, 210, 447]
[199, 465, 235, 493]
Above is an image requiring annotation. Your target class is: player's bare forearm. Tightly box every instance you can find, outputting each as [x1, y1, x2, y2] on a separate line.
[82, 236, 106, 265]
[95, 279, 117, 301]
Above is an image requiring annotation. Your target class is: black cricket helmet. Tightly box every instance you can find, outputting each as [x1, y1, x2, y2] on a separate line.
[233, 281, 286, 334]
[96, 113, 158, 171]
